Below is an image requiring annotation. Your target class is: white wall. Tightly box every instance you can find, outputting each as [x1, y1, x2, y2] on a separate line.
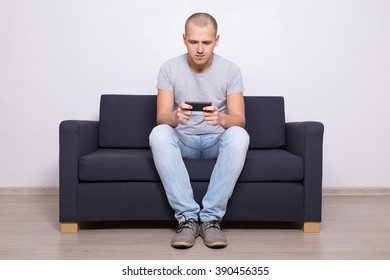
[1, 0, 389, 188]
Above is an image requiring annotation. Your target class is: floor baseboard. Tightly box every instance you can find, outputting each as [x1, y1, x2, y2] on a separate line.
[0, 186, 59, 195]
[323, 186, 390, 195]
[1, 186, 390, 195]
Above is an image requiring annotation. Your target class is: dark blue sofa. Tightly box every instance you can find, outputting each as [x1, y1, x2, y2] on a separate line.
[59, 94, 324, 233]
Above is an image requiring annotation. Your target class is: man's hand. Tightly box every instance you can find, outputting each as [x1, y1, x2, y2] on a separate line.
[175, 102, 193, 124]
[202, 93, 246, 129]
[203, 105, 225, 127]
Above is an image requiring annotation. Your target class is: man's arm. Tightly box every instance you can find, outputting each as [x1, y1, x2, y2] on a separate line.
[204, 92, 246, 128]
[156, 89, 192, 127]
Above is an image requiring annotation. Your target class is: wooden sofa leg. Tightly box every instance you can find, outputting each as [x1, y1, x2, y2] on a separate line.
[303, 222, 320, 233]
[60, 223, 79, 233]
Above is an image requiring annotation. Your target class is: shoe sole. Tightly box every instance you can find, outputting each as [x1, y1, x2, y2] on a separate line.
[171, 241, 195, 249]
[204, 241, 227, 248]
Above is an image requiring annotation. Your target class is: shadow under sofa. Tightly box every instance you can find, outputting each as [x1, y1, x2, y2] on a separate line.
[59, 94, 324, 233]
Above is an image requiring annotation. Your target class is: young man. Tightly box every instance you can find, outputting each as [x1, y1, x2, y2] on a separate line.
[149, 13, 249, 249]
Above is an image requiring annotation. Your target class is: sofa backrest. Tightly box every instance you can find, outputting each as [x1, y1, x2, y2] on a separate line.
[98, 94, 286, 149]
[99, 94, 157, 148]
[245, 96, 286, 149]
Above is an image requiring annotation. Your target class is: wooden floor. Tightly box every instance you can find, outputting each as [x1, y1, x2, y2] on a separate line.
[0, 195, 389, 260]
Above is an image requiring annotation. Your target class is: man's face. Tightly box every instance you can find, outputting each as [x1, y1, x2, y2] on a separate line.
[183, 21, 219, 71]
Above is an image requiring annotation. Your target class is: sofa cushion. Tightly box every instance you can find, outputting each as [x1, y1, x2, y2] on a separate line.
[245, 96, 286, 149]
[79, 149, 303, 182]
[239, 149, 303, 181]
[79, 149, 160, 181]
[98, 94, 157, 148]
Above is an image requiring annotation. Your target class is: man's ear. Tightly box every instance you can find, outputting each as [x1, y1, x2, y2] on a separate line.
[215, 35, 220, 47]
[183, 33, 187, 45]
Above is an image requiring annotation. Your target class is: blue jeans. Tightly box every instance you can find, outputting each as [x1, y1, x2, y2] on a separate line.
[149, 124, 249, 223]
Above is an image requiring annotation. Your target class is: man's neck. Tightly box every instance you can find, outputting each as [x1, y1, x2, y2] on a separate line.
[187, 53, 214, 74]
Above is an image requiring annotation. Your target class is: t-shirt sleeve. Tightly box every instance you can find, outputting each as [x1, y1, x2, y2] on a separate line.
[227, 64, 245, 95]
[157, 63, 174, 92]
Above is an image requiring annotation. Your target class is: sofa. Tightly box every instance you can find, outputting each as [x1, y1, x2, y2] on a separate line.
[59, 94, 324, 233]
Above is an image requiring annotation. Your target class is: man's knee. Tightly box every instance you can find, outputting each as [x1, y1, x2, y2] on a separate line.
[149, 124, 174, 147]
[223, 126, 250, 148]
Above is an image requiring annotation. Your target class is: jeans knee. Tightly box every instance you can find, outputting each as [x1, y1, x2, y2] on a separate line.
[149, 124, 174, 147]
[224, 126, 250, 149]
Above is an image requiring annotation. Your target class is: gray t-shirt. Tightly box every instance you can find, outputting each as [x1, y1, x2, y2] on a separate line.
[157, 53, 244, 135]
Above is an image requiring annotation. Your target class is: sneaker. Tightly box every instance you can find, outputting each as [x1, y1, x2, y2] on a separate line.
[200, 220, 228, 248]
[171, 219, 199, 248]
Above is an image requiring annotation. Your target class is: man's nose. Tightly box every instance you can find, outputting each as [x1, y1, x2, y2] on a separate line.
[197, 43, 204, 53]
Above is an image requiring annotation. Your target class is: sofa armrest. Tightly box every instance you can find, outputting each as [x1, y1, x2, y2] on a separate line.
[59, 120, 99, 222]
[286, 121, 324, 222]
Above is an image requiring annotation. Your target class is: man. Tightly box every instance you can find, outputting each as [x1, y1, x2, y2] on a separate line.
[149, 13, 249, 249]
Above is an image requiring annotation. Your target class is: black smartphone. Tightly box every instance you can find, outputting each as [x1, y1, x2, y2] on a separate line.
[185, 101, 212, 111]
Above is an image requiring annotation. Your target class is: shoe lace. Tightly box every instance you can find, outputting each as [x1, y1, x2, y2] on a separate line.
[204, 220, 222, 230]
[177, 218, 197, 233]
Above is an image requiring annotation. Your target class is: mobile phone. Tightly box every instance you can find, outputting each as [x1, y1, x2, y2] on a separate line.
[185, 101, 212, 111]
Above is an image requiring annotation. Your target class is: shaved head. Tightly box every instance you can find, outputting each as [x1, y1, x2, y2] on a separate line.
[185, 13, 218, 36]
